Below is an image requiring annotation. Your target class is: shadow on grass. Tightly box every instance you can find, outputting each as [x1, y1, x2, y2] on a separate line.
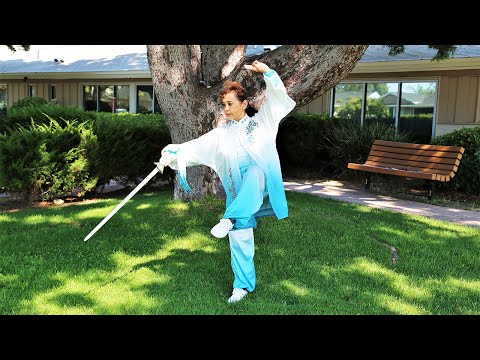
[0, 190, 479, 314]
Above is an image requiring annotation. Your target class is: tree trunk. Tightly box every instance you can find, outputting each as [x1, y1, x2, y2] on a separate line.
[147, 45, 368, 201]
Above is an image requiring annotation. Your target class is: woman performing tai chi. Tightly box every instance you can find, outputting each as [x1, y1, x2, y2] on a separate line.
[156, 60, 296, 303]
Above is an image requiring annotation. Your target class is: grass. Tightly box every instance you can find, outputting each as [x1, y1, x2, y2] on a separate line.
[1, 190, 479, 315]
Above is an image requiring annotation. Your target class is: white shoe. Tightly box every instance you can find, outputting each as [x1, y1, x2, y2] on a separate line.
[227, 288, 248, 304]
[210, 218, 234, 238]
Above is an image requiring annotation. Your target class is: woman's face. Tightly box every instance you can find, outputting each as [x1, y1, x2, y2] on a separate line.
[222, 91, 247, 121]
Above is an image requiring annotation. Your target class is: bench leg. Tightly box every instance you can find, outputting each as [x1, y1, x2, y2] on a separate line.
[428, 182, 435, 200]
[365, 173, 371, 190]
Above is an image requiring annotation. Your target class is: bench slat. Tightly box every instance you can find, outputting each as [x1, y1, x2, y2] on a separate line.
[369, 150, 461, 166]
[374, 140, 465, 154]
[347, 163, 437, 180]
[365, 161, 454, 175]
[372, 145, 464, 160]
[366, 156, 459, 171]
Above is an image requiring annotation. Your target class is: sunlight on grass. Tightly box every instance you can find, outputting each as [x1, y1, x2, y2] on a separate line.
[281, 280, 310, 296]
[24, 267, 169, 314]
[166, 202, 189, 215]
[155, 232, 218, 259]
[0, 273, 18, 285]
[136, 204, 152, 210]
[374, 225, 408, 238]
[74, 201, 118, 220]
[23, 214, 73, 225]
[430, 277, 480, 293]
[348, 258, 431, 299]
[19, 230, 219, 314]
[0, 215, 16, 223]
[377, 293, 429, 314]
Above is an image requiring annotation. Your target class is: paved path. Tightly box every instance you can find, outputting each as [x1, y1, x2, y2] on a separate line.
[284, 180, 480, 228]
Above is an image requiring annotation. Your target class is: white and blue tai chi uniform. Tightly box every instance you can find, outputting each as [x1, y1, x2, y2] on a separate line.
[161, 69, 296, 293]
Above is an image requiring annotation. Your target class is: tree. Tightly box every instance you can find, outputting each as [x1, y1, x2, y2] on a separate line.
[336, 83, 389, 96]
[336, 97, 390, 120]
[147, 45, 458, 201]
[5, 45, 30, 52]
[413, 83, 436, 95]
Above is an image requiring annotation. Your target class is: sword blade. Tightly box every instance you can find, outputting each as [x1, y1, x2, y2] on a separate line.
[84, 167, 159, 241]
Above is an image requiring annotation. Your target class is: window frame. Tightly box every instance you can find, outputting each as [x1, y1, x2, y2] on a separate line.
[330, 78, 439, 139]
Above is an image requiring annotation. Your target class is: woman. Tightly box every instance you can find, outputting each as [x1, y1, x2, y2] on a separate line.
[156, 60, 296, 303]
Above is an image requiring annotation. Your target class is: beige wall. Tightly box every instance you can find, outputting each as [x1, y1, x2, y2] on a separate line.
[7, 81, 27, 106]
[436, 123, 479, 137]
[297, 91, 331, 115]
[437, 75, 480, 124]
[2, 79, 148, 108]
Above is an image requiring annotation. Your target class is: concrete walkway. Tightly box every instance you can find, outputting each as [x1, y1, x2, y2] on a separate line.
[284, 180, 480, 228]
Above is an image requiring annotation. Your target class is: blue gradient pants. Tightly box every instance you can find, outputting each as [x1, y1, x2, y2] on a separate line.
[224, 165, 267, 292]
[228, 227, 255, 292]
[223, 165, 267, 229]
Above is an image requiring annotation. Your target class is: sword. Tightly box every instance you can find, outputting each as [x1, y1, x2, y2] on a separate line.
[84, 167, 160, 241]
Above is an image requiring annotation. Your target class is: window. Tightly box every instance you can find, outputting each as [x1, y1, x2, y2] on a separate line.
[136, 85, 161, 114]
[83, 85, 130, 112]
[332, 83, 364, 124]
[0, 84, 7, 112]
[29, 84, 37, 97]
[332, 80, 437, 142]
[50, 84, 57, 101]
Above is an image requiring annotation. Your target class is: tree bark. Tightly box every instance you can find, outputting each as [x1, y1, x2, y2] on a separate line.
[147, 45, 368, 201]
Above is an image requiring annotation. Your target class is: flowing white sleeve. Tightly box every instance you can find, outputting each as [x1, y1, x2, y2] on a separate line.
[162, 128, 220, 193]
[254, 69, 296, 134]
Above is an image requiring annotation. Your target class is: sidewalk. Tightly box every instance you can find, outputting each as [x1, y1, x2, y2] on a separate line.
[284, 180, 480, 228]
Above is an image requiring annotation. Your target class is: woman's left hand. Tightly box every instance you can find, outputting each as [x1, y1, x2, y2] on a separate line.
[244, 60, 270, 74]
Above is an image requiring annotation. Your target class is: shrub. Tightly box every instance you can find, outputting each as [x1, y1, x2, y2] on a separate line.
[277, 112, 331, 170]
[432, 127, 480, 194]
[10, 96, 48, 110]
[399, 114, 434, 144]
[2, 104, 96, 132]
[322, 119, 413, 176]
[0, 117, 98, 201]
[92, 113, 172, 186]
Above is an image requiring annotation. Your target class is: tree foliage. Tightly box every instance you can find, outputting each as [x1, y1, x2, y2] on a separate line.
[5, 45, 30, 52]
[385, 45, 458, 61]
[336, 97, 390, 120]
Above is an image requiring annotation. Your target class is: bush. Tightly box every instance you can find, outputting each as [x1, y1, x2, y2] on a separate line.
[92, 112, 172, 186]
[432, 127, 480, 194]
[10, 96, 48, 110]
[277, 112, 331, 171]
[399, 114, 434, 144]
[0, 117, 98, 201]
[2, 104, 96, 132]
[322, 119, 413, 176]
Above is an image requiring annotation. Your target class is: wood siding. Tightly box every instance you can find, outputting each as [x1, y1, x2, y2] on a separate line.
[437, 76, 479, 124]
[297, 91, 331, 115]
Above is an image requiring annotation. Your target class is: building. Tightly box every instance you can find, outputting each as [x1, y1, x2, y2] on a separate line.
[1, 45, 480, 138]
[0, 45, 157, 114]
[298, 45, 480, 138]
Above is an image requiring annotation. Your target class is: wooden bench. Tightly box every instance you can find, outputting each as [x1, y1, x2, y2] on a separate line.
[347, 140, 465, 199]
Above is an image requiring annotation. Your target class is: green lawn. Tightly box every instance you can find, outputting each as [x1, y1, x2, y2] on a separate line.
[1, 190, 479, 315]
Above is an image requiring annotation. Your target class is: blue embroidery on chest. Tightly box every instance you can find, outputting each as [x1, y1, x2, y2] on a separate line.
[244, 119, 258, 143]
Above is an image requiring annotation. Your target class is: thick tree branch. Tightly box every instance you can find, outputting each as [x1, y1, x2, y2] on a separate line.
[200, 45, 246, 86]
[221, 45, 369, 112]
